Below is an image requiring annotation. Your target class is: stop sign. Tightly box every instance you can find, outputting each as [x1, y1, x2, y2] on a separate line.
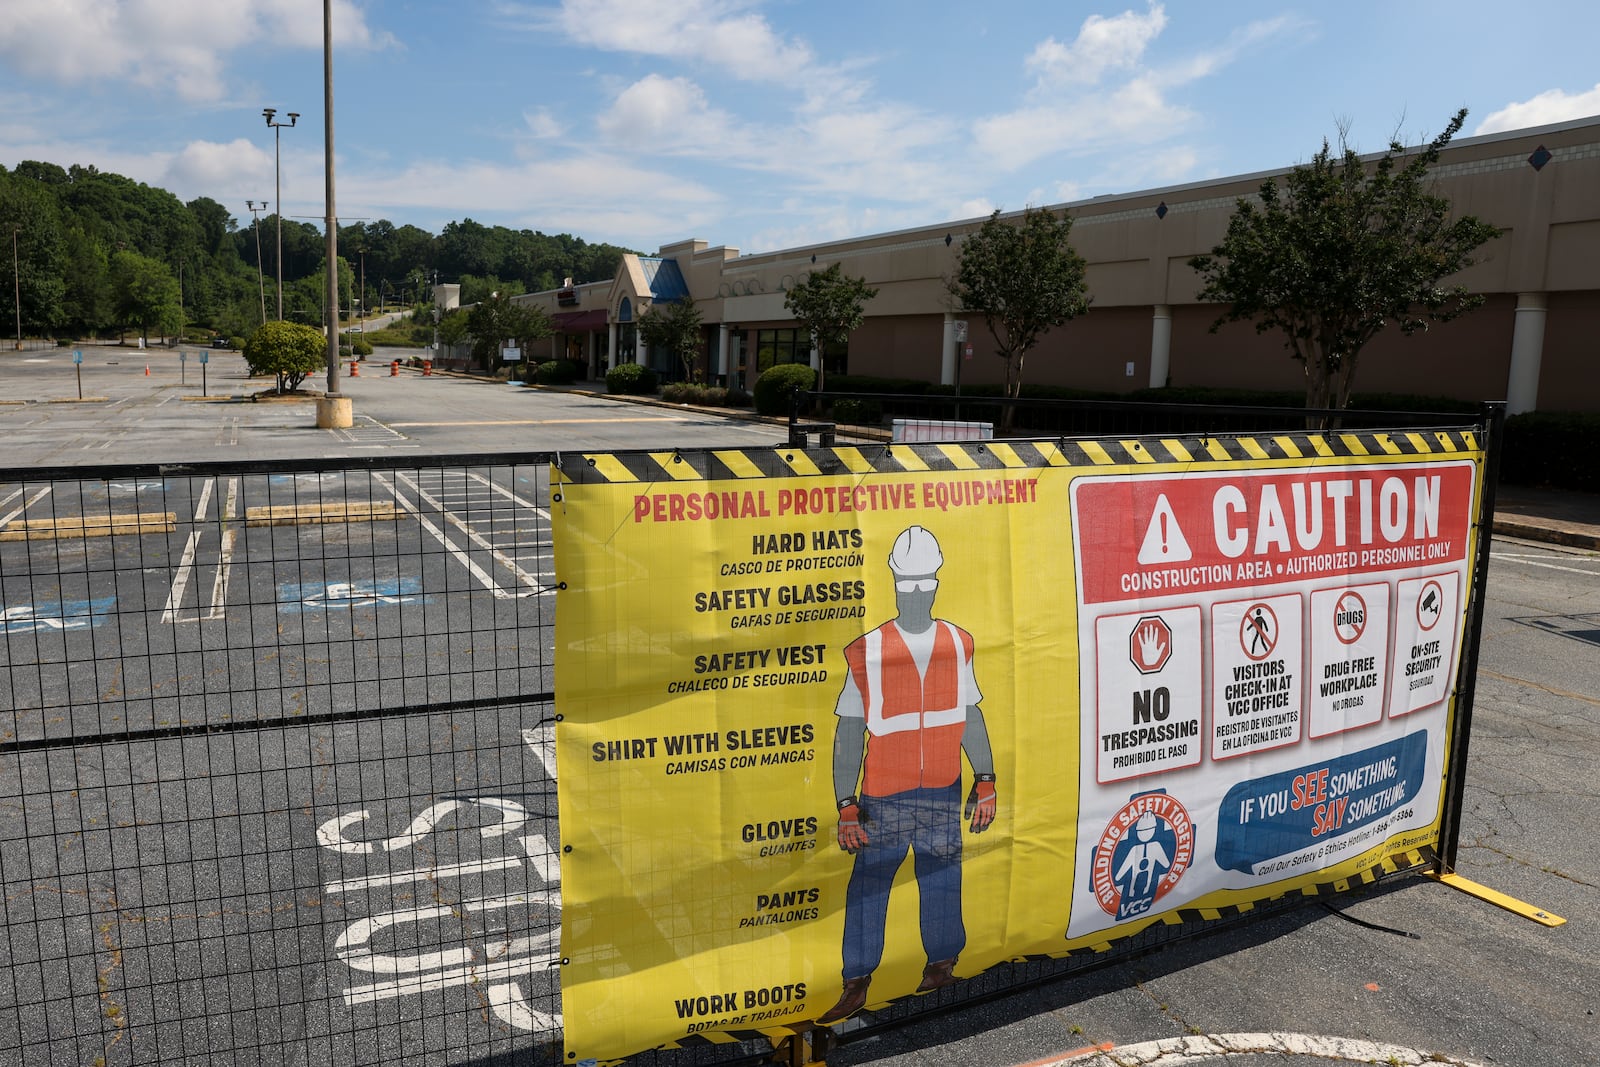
[1129, 615, 1173, 674]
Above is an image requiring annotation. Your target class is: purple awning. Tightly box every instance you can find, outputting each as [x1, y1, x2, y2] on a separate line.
[553, 309, 607, 331]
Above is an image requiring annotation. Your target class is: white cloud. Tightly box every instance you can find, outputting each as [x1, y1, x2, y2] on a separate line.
[1026, 3, 1168, 89]
[163, 139, 275, 196]
[974, 11, 1297, 174]
[523, 109, 565, 139]
[972, 78, 1196, 171]
[1477, 84, 1600, 134]
[597, 74, 741, 147]
[0, 0, 391, 102]
[335, 152, 725, 248]
[534, 0, 815, 83]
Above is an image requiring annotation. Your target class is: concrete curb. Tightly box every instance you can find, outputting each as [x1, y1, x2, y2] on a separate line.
[1492, 518, 1600, 551]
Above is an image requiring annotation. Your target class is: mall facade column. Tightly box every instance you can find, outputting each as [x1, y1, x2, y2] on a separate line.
[1148, 305, 1172, 389]
[940, 312, 958, 386]
[716, 324, 729, 384]
[1506, 292, 1548, 414]
[607, 320, 618, 369]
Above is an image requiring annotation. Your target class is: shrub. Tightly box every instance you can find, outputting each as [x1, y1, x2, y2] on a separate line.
[1501, 411, 1600, 492]
[725, 386, 753, 408]
[535, 359, 583, 385]
[753, 363, 817, 416]
[244, 321, 326, 392]
[352, 337, 374, 358]
[338, 344, 353, 360]
[829, 374, 932, 395]
[831, 397, 882, 425]
[606, 362, 658, 395]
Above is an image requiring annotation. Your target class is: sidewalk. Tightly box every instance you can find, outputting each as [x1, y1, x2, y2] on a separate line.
[1492, 484, 1600, 550]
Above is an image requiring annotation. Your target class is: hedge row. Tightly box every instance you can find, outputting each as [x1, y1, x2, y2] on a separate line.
[1501, 411, 1600, 492]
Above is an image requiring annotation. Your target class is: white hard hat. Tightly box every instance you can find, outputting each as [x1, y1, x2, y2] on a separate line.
[888, 525, 943, 576]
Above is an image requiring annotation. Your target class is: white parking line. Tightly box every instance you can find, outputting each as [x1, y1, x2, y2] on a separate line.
[372, 471, 530, 599]
[204, 477, 239, 620]
[1495, 552, 1599, 576]
[160, 478, 215, 624]
[1036, 1032, 1486, 1066]
[0, 486, 52, 529]
[379, 470, 551, 598]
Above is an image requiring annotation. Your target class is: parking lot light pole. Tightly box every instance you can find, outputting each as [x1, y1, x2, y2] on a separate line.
[262, 107, 299, 320]
[314, 0, 351, 429]
[11, 226, 20, 350]
[246, 200, 269, 325]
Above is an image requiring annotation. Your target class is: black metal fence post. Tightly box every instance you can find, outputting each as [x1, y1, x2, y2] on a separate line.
[1435, 401, 1506, 873]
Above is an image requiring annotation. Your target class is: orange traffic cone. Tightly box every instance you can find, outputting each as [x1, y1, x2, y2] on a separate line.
[144, 364, 150, 376]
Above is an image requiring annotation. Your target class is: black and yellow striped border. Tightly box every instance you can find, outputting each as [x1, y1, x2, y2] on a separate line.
[1060, 845, 1438, 957]
[553, 431, 1481, 485]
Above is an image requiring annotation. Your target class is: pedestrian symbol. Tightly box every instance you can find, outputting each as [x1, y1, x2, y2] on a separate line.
[1136, 495, 1192, 565]
[1239, 603, 1278, 660]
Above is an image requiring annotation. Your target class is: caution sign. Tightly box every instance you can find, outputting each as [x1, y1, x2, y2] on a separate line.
[554, 439, 1485, 1060]
[1066, 457, 1478, 942]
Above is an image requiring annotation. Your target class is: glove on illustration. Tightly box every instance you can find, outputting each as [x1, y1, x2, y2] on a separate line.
[837, 797, 870, 852]
[964, 773, 997, 833]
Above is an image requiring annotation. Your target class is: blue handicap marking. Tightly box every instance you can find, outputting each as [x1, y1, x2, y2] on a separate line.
[279, 579, 425, 612]
[107, 481, 166, 493]
[2, 597, 117, 634]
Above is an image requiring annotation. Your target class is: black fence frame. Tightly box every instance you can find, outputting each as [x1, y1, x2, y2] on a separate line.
[2, 399, 1504, 1066]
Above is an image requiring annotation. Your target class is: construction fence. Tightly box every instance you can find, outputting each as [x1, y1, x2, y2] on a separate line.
[1, 399, 1504, 1066]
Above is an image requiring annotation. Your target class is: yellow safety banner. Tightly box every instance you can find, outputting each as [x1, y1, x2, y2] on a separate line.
[552, 433, 1484, 1062]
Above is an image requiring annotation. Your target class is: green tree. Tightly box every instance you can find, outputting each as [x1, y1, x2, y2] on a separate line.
[783, 263, 877, 391]
[437, 306, 472, 351]
[243, 319, 326, 394]
[0, 177, 68, 341]
[637, 297, 705, 382]
[1188, 109, 1500, 416]
[948, 207, 1090, 425]
[109, 249, 180, 343]
[465, 291, 551, 368]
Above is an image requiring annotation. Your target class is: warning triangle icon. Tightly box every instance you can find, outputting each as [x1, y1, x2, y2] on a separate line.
[1137, 495, 1192, 565]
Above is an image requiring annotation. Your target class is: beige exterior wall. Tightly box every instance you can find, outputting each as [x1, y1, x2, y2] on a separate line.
[515, 115, 1600, 410]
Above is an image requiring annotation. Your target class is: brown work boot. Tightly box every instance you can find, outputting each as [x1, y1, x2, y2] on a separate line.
[916, 957, 958, 992]
[816, 975, 872, 1024]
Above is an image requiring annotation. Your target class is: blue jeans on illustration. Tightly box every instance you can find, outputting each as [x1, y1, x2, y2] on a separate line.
[840, 783, 965, 979]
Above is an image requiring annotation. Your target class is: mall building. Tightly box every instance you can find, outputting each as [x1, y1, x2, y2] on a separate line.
[511, 114, 1600, 414]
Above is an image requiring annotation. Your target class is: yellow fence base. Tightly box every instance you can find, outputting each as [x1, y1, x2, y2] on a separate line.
[1429, 871, 1566, 926]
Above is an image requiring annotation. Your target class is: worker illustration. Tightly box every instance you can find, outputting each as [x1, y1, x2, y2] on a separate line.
[1114, 811, 1171, 903]
[816, 524, 997, 1026]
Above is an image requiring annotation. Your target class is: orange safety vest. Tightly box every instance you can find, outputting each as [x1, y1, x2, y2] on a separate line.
[843, 620, 975, 795]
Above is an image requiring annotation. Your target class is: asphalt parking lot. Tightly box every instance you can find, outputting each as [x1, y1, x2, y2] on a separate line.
[1, 345, 1596, 1067]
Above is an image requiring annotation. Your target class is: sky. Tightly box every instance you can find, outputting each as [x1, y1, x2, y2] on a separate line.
[3, 1, 1599, 258]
